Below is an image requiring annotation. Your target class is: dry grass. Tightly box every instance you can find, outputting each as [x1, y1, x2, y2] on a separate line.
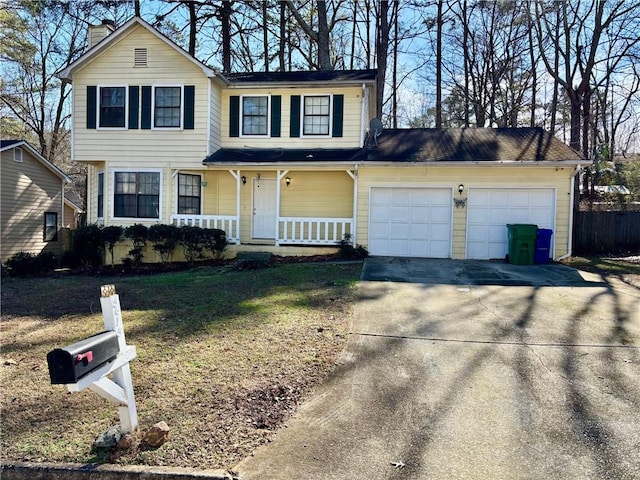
[0, 262, 361, 469]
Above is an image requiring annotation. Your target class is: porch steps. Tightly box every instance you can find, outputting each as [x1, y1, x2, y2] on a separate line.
[234, 252, 273, 268]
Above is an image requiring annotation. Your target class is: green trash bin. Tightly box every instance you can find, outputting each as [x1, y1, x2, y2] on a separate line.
[506, 224, 538, 265]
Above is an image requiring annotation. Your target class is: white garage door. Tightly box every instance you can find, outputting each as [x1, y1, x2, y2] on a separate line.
[466, 188, 555, 260]
[369, 187, 452, 258]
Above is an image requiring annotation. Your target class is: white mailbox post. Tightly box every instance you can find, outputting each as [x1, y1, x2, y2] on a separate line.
[65, 284, 139, 433]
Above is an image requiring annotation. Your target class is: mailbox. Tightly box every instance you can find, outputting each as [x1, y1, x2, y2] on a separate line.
[47, 331, 119, 384]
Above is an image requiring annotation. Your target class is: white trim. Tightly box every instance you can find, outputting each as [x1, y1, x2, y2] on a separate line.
[300, 93, 332, 138]
[97, 85, 128, 130]
[110, 168, 163, 221]
[151, 84, 184, 130]
[240, 94, 271, 138]
[556, 165, 582, 261]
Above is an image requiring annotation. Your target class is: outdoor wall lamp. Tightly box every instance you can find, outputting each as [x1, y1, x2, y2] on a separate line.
[285, 176, 291, 187]
[454, 184, 467, 209]
[241, 175, 246, 185]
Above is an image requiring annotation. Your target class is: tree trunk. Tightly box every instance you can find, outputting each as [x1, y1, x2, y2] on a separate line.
[435, 0, 443, 128]
[220, 1, 232, 73]
[376, 0, 390, 120]
[263, 0, 269, 72]
[279, 1, 286, 71]
[187, 0, 196, 56]
[316, 1, 332, 70]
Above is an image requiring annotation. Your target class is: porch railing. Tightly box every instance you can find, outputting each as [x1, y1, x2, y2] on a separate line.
[171, 214, 239, 243]
[278, 217, 352, 245]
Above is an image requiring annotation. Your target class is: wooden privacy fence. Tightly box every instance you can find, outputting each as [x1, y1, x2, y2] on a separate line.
[574, 211, 640, 254]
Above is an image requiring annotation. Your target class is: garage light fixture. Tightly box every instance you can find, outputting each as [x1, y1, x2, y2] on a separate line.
[454, 184, 467, 209]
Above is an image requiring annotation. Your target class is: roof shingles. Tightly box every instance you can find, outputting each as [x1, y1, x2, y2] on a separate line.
[205, 128, 584, 165]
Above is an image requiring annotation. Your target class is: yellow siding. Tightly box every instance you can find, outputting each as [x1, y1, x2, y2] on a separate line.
[356, 165, 575, 259]
[73, 24, 210, 168]
[280, 170, 353, 217]
[221, 86, 365, 149]
[1, 149, 65, 261]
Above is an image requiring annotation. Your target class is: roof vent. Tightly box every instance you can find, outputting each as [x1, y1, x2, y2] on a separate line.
[134, 48, 148, 67]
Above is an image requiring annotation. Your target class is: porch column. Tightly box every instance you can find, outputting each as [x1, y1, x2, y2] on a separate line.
[228, 169, 242, 244]
[347, 166, 358, 245]
[276, 170, 289, 247]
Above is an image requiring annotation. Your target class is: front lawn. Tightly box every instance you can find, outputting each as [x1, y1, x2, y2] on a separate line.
[0, 262, 361, 469]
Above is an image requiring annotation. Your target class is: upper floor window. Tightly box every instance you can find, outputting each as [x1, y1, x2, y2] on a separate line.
[113, 171, 160, 219]
[177, 173, 201, 215]
[242, 96, 269, 136]
[154, 86, 182, 128]
[99, 86, 126, 128]
[44, 212, 58, 241]
[303, 95, 331, 136]
[13, 147, 23, 162]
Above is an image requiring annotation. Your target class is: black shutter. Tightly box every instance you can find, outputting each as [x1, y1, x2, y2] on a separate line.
[332, 94, 344, 137]
[141, 86, 152, 129]
[290, 95, 301, 137]
[271, 95, 281, 137]
[184, 85, 195, 129]
[86, 86, 96, 129]
[229, 95, 240, 137]
[128, 86, 139, 129]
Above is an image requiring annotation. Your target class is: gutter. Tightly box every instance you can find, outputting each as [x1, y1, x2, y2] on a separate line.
[556, 164, 582, 261]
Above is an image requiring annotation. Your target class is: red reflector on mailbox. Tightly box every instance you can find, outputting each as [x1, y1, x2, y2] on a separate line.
[47, 331, 119, 384]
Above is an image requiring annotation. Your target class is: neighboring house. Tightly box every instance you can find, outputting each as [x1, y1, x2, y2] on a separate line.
[64, 196, 84, 229]
[1, 140, 73, 262]
[60, 17, 589, 261]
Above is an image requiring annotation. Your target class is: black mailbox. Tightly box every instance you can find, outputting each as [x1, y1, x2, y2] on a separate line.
[47, 331, 119, 384]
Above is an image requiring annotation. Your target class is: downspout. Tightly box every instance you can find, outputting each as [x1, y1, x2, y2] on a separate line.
[556, 165, 582, 261]
[360, 84, 367, 147]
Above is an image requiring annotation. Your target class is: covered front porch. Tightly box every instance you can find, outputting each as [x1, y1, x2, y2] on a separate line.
[170, 167, 357, 249]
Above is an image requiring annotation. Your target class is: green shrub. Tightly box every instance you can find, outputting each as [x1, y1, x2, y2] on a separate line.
[72, 225, 104, 267]
[124, 224, 148, 269]
[179, 225, 207, 263]
[101, 226, 123, 266]
[149, 224, 179, 263]
[4, 251, 57, 276]
[203, 228, 227, 259]
[338, 234, 368, 260]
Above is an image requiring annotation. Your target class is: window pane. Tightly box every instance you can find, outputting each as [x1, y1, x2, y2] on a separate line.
[44, 212, 58, 241]
[242, 96, 268, 135]
[303, 96, 330, 135]
[114, 171, 160, 219]
[178, 173, 201, 215]
[97, 172, 104, 218]
[154, 87, 181, 127]
[100, 87, 125, 127]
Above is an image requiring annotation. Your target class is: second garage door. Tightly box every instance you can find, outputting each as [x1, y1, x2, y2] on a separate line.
[466, 188, 555, 260]
[369, 187, 452, 258]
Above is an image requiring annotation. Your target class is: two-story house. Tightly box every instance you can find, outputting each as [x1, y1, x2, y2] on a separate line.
[60, 17, 588, 262]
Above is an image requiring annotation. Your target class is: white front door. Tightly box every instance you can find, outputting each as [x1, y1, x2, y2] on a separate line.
[253, 178, 277, 239]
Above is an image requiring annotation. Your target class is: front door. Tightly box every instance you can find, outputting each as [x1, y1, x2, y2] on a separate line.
[253, 178, 277, 239]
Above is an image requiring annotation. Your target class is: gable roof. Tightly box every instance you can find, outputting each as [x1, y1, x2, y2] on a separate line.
[355, 128, 585, 163]
[59, 17, 217, 81]
[1, 140, 73, 182]
[224, 69, 377, 87]
[204, 128, 586, 166]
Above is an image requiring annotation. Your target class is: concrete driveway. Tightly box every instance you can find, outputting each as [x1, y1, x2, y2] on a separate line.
[235, 258, 640, 480]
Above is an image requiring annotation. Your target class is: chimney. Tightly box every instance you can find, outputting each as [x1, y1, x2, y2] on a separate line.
[88, 19, 115, 49]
